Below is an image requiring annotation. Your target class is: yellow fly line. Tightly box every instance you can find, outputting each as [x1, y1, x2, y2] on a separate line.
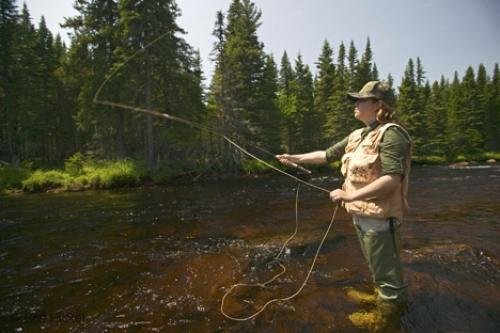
[93, 31, 339, 322]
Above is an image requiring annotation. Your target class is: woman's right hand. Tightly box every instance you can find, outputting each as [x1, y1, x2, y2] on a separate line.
[275, 154, 299, 166]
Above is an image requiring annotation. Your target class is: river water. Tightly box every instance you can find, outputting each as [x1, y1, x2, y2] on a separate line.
[1, 165, 499, 332]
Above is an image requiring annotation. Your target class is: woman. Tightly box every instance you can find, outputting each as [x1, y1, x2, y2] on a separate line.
[276, 80, 411, 330]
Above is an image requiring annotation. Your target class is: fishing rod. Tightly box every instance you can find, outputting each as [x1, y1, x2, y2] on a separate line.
[93, 32, 321, 192]
[92, 31, 340, 322]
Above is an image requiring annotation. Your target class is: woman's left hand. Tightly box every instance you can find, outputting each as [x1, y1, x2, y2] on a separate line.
[329, 189, 353, 203]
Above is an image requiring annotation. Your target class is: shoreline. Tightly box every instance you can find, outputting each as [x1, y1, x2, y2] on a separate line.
[1, 157, 497, 196]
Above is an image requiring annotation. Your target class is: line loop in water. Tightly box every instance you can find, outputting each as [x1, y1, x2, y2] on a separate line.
[220, 184, 339, 321]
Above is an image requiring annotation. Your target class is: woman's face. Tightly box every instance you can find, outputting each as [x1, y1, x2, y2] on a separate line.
[354, 98, 380, 123]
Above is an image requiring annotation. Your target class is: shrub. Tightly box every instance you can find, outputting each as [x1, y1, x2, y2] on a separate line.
[22, 170, 69, 192]
[64, 152, 86, 176]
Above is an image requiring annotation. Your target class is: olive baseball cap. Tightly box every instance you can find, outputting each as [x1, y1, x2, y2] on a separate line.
[347, 81, 395, 105]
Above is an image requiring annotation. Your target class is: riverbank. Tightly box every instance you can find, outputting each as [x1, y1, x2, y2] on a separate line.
[1, 152, 498, 194]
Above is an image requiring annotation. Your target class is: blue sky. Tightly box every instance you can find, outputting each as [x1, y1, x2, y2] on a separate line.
[21, 0, 500, 86]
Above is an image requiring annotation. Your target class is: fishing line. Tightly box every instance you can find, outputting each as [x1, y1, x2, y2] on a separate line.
[93, 31, 339, 321]
[220, 185, 339, 321]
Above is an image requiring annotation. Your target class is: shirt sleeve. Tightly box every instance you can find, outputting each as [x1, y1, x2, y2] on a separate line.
[325, 136, 349, 163]
[379, 127, 411, 177]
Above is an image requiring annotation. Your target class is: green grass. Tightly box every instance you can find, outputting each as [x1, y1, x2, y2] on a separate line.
[22, 170, 70, 192]
[18, 157, 147, 193]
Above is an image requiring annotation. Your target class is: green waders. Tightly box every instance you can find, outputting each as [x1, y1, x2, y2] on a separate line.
[353, 215, 407, 304]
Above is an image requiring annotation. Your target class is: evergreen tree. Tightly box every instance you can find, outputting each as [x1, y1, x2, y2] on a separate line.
[416, 57, 425, 87]
[258, 54, 280, 151]
[325, 42, 351, 143]
[485, 64, 500, 150]
[207, 0, 275, 168]
[397, 58, 423, 154]
[64, 0, 121, 159]
[293, 54, 315, 151]
[460, 66, 483, 152]
[347, 40, 358, 91]
[10, 3, 37, 163]
[314, 40, 335, 146]
[357, 37, 374, 86]
[0, 0, 18, 164]
[446, 71, 463, 155]
[423, 81, 447, 155]
[372, 63, 379, 81]
[34, 16, 58, 164]
[277, 51, 297, 152]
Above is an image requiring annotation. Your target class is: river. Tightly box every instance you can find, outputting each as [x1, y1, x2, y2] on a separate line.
[1, 164, 499, 332]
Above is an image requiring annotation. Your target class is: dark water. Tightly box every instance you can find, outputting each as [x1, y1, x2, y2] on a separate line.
[1, 165, 499, 332]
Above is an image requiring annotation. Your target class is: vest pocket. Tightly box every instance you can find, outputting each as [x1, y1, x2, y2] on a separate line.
[347, 153, 379, 183]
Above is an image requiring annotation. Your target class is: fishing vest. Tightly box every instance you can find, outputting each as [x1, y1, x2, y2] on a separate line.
[340, 123, 411, 221]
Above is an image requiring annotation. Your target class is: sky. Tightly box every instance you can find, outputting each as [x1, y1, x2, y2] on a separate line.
[21, 0, 500, 86]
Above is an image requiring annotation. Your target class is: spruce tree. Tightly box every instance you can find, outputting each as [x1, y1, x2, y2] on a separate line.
[397, 58, 423, 154]
[460, 66, 483, 153]
[424, 81, 447, 155]
[258, 54, 281, 151]
[325, 42, 351, 143]
[277, 51, 297, 152]
[0, 0, 18, 164]
[486, 64, 500, 150]
[314, 40, 335, 146]
[357, 37, 374, 86]
[293, 54, 315, 151]
[207, 0, 271, 169]
[347, 40, 358, 91]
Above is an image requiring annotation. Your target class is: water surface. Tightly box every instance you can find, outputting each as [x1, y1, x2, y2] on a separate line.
[1, 165, 499, 332]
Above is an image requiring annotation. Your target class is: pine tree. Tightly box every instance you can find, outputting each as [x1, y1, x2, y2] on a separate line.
[0, 0, 18, 164]
[207, 0, 271, 169]
[258, 54, 280, 151]
[64, 0, 121, 159]
[357, 37, 374, 86]
[34, 16, 58, 164]
[486, 64, 500, 150]
[397, 58, 424, 154]
[424, 81, 447, 155]
[11, 3, 38, 162]
[314, 40, 335, 146]
[293, 54, 315, 151]
[446, 71, 463, 155]
[347, 40, 358, 91]
[325, 42, 351, 143]
[277, 51, 297, 152]
[119, 0, 203, 169]
[372, 63, 379, 81]
[476, 63, 493, 151]
[460, 66, 483, 152]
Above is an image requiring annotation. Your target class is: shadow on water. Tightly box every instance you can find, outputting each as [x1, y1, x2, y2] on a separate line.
[1, 165, 499, 332]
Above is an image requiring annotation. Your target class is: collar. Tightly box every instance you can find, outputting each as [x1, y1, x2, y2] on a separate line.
[362, 120, 380, 134]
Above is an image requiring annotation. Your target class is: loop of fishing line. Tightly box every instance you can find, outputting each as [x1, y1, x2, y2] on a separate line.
[220, 184, 339, 321]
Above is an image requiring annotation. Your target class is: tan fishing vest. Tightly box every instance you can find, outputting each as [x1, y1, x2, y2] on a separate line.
[340, 123, 411, 221]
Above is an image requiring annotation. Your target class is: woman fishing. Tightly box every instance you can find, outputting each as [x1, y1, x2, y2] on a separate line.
[276, 80, 412, 331]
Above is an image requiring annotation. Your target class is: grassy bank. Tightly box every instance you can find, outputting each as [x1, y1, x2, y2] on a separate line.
[1, 152, 498, 194]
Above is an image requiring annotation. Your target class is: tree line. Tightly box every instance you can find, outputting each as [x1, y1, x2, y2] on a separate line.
[1, 0, 499, 176]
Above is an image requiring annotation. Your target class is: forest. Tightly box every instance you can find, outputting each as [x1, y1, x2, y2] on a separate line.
[1, 0, 499, 192]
